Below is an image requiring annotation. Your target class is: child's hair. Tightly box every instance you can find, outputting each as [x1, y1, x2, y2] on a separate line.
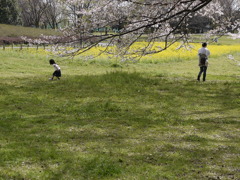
[202, 42, 207, 47]
[49, 59, 56, 65]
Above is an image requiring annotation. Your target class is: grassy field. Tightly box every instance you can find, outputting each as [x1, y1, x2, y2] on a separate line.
[0, 40, 240, 179]
[0, 24, 59, 37]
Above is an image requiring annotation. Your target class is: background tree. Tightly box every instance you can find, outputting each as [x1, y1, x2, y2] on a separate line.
[217, 0, 240, 32]
[0, 0, 20, 25]
[42, 0, 63, 29]
[18, 0, 48, 27]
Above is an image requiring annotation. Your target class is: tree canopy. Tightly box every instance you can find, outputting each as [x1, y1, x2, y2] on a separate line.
[20, 0, 240, 57]
[0, 0, 19, 25]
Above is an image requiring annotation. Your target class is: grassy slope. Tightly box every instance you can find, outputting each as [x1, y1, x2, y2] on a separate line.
[0, 48, 239, 179]
[0, 24, 59, 37]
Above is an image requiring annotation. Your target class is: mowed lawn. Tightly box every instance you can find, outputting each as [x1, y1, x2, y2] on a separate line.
[0, 49, 239, 179]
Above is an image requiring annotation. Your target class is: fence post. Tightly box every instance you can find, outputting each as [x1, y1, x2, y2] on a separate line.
[12, 43, 14, 50]
[3, 44, 5, 50]
[20, 44, 22, 50]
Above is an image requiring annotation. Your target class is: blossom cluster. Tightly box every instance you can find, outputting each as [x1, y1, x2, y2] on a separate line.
[22, 0, 240, 57]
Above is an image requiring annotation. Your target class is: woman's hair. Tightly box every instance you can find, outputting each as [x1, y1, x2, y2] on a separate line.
[49, 59, 56, 64]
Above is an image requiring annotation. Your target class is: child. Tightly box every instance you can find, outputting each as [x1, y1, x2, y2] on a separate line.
[49, 59, 61, 80]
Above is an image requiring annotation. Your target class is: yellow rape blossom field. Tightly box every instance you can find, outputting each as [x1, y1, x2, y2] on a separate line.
[74, 42, 240, 63]
[5, 40, 239, 64]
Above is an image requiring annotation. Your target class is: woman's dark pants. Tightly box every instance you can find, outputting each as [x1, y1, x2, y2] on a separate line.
[197, 66, 207, 81]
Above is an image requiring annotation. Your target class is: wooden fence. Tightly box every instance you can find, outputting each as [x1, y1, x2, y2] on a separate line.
[0, 44, 48, 50]
[0, 42, 111, 51]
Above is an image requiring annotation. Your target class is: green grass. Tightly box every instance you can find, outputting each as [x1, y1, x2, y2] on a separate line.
[0, 48, 239, 179]
[0, 24, 60, 37]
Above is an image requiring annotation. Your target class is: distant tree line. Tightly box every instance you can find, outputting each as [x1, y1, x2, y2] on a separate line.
[0, 0, 239, 33]
[0, 0, 19, 25]
[0, 0, 80, 29]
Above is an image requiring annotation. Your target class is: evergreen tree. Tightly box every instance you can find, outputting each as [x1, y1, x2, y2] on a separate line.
[0, 0, 19, 24]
